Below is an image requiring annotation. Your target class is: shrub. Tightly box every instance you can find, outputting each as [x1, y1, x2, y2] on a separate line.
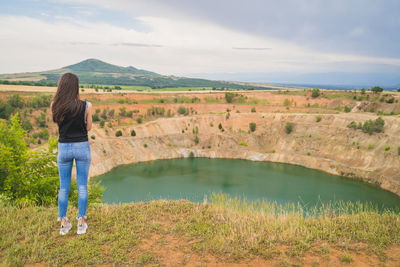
[251, 107, 256, 113]
[239, 141, 248, 146]
[91, 135, 95, 140]
[311, 88, 320, 98]
[177, 106, 188, 115]
[249, 122, 256, 132]
[131, 129, 136, 136]
[210, 122, 214, 127]
[386, 97, 395, 104]
[28, 94, 52, 108]
[136, 116, 143, 124]
[285, 122, 293, 134]
[344, 106, 351, 112]
[316, 115, 322, 122]
[22, 119, 33, 131]
[35, 112, 47, 127]
[371, 86, 383, 93]
[144, 143, 147, 148]
[115, 130, 122, 137]
[194, 135, 199, 144]
[119, 107, 127, 117]
[398, 146, 400, 155]
[218, 123, 222, 130]
[348, 117, 385, 135]
[0, 114, 104, 205]
[107, 122, 112, 128]
[225, 92, 235, 103]
[95, 108, 100, 114]
[384, 146, 390, 151]
[99, 120, 105, 127]
[92, 113, 100, 122]
[7, 94, 24, 108]
[189, 151, 194, 158]
[38, 129, 49, 140]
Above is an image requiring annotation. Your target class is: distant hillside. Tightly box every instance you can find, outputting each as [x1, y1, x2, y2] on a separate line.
[0, 59, 271, 90]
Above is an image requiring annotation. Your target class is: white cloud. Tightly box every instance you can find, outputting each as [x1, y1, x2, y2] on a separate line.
[0, 14, 399, 76]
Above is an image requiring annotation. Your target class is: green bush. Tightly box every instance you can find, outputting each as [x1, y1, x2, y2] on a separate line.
[251, 107, 256, 113]
[311, 88, 320, 98]
[101, 109, 107, 120]
[347, 117, 384, 135]
[239, 141, 248, 146]
[398, 146, 400, 155]
[285, 122, 293, 134]
[218, 123, 222, 130]
[371, 86, 383, 93]
[119, 107, 127, 117]
[7, 94, 25, 108]
[0, 113, 104, 206]
[249, 122, 256, 132]
[136, 116, 143, 124]
[316, 115, 322, 122]
[194, 135, 199, 144]
[35, 112, 47, 127]
[22, 119, 33, 131]
[225, 92, 235, 103]
[115, 130, 122, 137]
[99, 120, 105, 128]
[344, 106, 351, 112]
[384, 146, 390, 151]
[92, 113, 100, 122]
[38, 129, 49, 140]
[27, 94, 52, 108]
[177, 106, 188, 115]
[131, 129, 136, 136]
[91, 135, 95, 140]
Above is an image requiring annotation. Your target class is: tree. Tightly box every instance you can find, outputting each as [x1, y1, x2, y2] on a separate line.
[115, 130, 122, 137]
[131, 129, 136, 136]
[311, 88, 320, 98]
[397, 88, 400, 92]
[361, 88, 366, 94]
[371, 86, 383, 93]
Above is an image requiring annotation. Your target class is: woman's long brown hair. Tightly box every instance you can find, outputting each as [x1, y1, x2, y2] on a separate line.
[52, 73, 83, 124]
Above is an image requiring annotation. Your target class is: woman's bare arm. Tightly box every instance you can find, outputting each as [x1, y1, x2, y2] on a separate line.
[86, 102, 93, 131]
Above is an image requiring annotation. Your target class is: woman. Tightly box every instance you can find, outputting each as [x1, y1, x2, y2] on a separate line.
[51, 73, 93, 235]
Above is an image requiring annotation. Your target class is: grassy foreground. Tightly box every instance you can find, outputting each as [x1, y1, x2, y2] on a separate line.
[0, 194, 400, 266]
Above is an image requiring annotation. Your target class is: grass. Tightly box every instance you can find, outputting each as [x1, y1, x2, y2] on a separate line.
[0, 193, 399, 266]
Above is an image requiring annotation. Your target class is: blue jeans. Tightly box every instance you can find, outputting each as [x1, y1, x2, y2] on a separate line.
[57, 141, 91, 221]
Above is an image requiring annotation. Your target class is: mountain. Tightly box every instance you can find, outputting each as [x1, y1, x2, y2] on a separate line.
[0, 59, 271, 90]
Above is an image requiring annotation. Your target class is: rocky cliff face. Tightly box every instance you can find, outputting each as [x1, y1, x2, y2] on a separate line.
[88, 113, 400, 197]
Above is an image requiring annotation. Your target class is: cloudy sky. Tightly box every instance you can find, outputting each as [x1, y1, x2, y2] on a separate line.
[0, 0, 399, 86]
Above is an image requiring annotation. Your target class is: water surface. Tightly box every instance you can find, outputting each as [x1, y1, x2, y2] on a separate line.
[95, 158, 400, 211]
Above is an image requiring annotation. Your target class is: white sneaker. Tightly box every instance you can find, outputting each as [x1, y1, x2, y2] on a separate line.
[77, 222, 88, 235]
[59, 221, 72, 235]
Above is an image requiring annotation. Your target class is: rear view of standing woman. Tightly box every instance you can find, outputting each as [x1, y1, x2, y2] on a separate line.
[51, 73, 93, 235]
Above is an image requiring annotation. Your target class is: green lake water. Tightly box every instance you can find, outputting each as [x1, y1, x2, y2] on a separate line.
[95, 158, 400, 211]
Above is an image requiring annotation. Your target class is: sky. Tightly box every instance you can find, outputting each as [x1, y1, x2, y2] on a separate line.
[0, 0, 399, 86]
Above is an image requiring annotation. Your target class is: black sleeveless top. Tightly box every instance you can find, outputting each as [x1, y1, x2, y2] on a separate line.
[58, 100, 88, 143]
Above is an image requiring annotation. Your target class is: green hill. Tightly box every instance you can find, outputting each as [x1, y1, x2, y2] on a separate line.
[0, 59, 270, 89]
